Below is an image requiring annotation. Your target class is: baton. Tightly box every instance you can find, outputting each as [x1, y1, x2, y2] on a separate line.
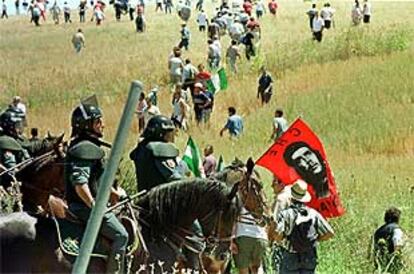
[106, 190, 147, 213]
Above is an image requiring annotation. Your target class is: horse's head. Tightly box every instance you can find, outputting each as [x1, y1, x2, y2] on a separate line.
[199, 182, 242, 264]
[214, 157, 270, 220]
[44, 132, 66, 159]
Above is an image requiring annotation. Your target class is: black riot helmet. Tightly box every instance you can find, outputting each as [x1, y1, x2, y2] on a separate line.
[142, 115, 175, 141]
[71, 95, 103, 138]
[0, 110, 24, 138]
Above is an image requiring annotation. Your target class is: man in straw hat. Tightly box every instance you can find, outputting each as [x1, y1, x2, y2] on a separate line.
[270, 179, 334, 274]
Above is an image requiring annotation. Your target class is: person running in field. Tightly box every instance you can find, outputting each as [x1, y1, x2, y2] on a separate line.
[50, 1, 61, 24]
[312, 11, 324, 42]
[155, 0, 162, 12]
[320, 3, 334, 30]
[179, 23, 191, 50]
[257, 66, 273, 104]
[255, 0, 265, 19]
[220, 107, 244, 137]
[268, 0, 278, 17]
[371, 207, 405, 273]
[195, 63, 211, 89]
[72, 29, 85, 53]
[196, 9, 208, 32]
[242, 0, 252, 16]
[362, 0, 371, 24]
[306, 3, 317, 30]
[63, 1, 72, 23]
[1, 0, 8, 19]
[136, 92, 147, 133]
[271, 108, 288, 141]
[351, 0, 362, 25]
[168, 50, 184, 86]
[79, 0, 87, 22]
[202, 145, 216, 177]
[226, 40, 241, 73]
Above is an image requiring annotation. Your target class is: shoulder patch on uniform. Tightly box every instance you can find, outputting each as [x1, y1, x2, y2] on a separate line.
[0, 135, 23, 151]
[146, 142, 179, 158]
[165, 159, 177, 168]
[68, 140, 105, 160]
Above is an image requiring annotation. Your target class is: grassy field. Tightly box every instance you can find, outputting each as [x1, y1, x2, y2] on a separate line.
[1, 0, 414, 272]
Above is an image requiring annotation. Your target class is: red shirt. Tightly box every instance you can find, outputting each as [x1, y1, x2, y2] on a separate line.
[243, 2, 252, 14]
[246, 20, 260, 31]
[269, 1, 278, 11]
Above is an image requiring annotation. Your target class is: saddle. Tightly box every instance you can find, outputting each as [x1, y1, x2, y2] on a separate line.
[52, 210, 140, 261]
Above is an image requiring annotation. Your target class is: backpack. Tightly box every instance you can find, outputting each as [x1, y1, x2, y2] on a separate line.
[373, 223, 404, 272]
[287, 205, 318, 253]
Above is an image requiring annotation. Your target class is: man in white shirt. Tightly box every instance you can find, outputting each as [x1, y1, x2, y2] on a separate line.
[229, 18, 244, 42]
[362, 0, 371, 24]
[312, 11, 324, 42]
[168, 51, 184, 85]
[271, 108, 288, 141]
[196, 9, 208, 32]
[231, 207, 268, 274]
[1, 0, 8, 19]
[320, 3, 335, 29]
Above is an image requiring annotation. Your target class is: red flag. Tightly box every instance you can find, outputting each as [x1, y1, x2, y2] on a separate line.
[256, 118, 345, 218]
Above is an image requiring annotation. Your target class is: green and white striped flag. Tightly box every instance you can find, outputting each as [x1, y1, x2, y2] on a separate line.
[183, 136, 204, 178]
[206, 67, 228, 94]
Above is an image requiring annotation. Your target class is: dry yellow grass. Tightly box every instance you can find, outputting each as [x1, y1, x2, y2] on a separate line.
[1, 0, 414, 272]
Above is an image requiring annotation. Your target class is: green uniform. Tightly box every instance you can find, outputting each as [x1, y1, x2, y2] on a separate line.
[65, 139, 128, 273]
[0, 135, 25, 188]
[130, 141, 182, 192]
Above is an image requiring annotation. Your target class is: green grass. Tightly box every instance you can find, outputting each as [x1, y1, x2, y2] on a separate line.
[1, 0, 414, 272]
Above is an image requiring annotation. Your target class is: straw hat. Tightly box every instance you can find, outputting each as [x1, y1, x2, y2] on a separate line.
[290, 179, 311, 203]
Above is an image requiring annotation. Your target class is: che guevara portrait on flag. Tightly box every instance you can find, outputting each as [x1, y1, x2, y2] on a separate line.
[283, 141, 329, 199]
[256, 118, 345, 218]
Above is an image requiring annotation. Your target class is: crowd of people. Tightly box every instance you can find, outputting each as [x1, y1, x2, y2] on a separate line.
[2, 0, 403, 273]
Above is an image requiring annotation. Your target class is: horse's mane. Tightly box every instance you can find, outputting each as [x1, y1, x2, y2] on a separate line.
[137, 179, 239, 234]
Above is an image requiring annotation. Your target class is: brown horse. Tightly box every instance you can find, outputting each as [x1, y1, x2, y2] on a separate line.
[0, 179, 242, 274]
[16, 133, 67, 217]
[202, 158, 271, 274]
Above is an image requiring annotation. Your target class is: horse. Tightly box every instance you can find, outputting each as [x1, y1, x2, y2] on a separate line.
[0, 179, 242, 274]
[16, 133, 67, 216]
[0, 133, 66, 215]
[202, 157, 271, 274]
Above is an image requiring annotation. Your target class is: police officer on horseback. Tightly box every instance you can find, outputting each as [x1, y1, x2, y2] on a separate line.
[130, 115, 205, 270]
[129, 115, 182, 192]
[65, 97, 128, 274]
[0, 110, 28, 189]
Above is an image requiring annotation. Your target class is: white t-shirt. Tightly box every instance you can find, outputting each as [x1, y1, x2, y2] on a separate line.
[16, 103, 27, 115]
[235, 207, 268, 240]
[393, 228, 404, 248]
[169, 57, 183, 76]
[312, 17, 324, 32]
[197, 12, 208, 26]
[363, 2, 371, 16]
[229, 22, 244, 35]
[320, 7, 332, 20]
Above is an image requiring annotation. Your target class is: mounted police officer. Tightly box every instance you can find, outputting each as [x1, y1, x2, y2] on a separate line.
[0, 110, 28, 189]
[65, 96, 128, 274]
[129, 115, 182, 192]
[130, 115, 205, 270]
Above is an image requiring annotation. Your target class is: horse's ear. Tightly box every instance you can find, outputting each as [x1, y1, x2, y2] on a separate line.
[56, 133, 64, 143]
[227, 182, 239, 201]
[47, 131, 52, 139]
[246, 157, 255, 175]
